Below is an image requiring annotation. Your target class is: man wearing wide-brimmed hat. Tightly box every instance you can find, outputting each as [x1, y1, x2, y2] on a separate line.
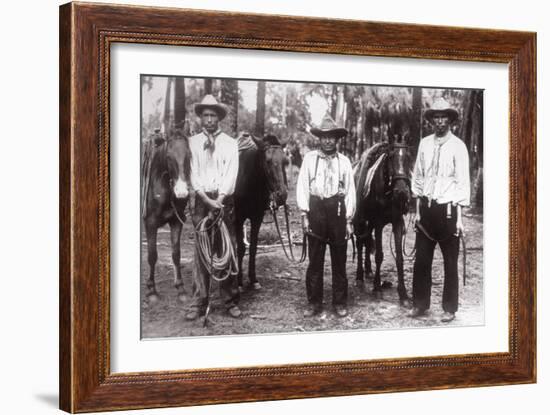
[186, 94, 241, 321]
[296, 114, 356, 318]
[409, 97, 470, 323]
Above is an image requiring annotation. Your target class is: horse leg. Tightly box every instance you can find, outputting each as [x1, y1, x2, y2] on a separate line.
[169, 219, 185, 302]
[373, 224, 383, 299]
[364, 223, 374, 280]
[393, 216, 410, 307]
[354, 222, 365, 289]
[235, 216, 246, 291]
[145, 219, 160, 303]
[355, 238, 365, 291]
[248, 216, 262, 290]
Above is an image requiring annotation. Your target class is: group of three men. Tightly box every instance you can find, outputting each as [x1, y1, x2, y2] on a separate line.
[184, 94, 470, 323]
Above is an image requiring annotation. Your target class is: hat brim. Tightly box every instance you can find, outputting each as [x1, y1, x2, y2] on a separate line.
[424, 108, 459, 122]
[310, 127, 348, 139]
[194, 104, 228, 121]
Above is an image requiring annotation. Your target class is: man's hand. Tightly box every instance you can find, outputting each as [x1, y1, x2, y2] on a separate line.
[301, 214, 310, 235]
[456, 219, 465, 236]
[206, 196, 224, 211]
[456, 204, 465, 236]
[346, 222, 354, 240]
[414, 197, 421, 225]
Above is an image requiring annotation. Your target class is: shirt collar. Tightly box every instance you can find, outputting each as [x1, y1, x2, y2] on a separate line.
[434, 130, 452, 146]
[318, 150, 338, 160]
[202, 128, 222, 138]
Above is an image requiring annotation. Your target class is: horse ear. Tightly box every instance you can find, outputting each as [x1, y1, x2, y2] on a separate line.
[251, 134, 264, 149]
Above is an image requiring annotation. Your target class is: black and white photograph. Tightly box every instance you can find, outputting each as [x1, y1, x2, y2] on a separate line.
[140, 75, 484, 338]
[1, 0, 545, 413]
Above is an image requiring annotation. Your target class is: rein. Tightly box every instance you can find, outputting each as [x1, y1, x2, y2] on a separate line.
[262, 143, 309, 264]
[270, 203, 307, 264]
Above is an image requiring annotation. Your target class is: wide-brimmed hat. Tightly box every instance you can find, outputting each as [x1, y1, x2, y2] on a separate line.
[424, 98, 459, 122]
[310, 115, 348, 139]
[194, 94, 228, 120]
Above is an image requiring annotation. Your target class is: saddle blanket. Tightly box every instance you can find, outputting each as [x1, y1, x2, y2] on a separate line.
[360, 153, 386, 199]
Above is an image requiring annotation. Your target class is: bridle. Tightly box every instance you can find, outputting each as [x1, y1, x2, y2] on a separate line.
[262, 144, 287, 200]
[387, 142, 412, 189]
[263, 144, 308, 264]
[157, 138, 190, 226]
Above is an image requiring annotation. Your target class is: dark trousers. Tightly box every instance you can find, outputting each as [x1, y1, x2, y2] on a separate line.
[306, 195, 348, 306]
[190, 192, 239, 311]
[412, 199, 459, 313]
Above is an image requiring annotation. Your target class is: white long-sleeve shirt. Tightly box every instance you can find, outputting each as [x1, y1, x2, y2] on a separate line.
[412, 131, 470, 206]
[189, 130, 239, 197]
[296, 150, 356, 220]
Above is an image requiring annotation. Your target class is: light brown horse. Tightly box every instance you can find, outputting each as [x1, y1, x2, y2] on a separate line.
[142, 132, 192, 302]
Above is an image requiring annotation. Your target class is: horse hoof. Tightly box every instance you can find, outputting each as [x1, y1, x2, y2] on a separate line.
[148, 293, 160, 304]
[251, 282, 262, 290]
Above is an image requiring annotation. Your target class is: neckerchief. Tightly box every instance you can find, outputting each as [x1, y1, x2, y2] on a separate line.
[426, 132, 452, 203]
[203, 128, 222, 151]
[313, 151, 342, 197]
[318, 150, 337, 160]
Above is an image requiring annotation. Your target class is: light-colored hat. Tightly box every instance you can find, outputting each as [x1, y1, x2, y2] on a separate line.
[310, 114, 348, 139]
[424, 98, 459, 122]
[194, 94, 228, 120]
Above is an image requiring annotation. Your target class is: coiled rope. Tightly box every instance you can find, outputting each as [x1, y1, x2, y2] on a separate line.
[195, 209, 238, 282]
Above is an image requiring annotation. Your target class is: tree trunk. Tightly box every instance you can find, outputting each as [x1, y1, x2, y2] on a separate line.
[204, 78, 213, 95]
[281, 84, 287, 129]
[354, 96, 364, 160]
[335, 86, 345, 127]
[163, 77, 173, 136]
[255, 81, 266, 137]
[459, 89, 483, 209]
[174, 77, 186, 130]
[330, 85, 338, 120]
[410, 87, 423, 160]
[344, 87, 362, 161]
[221, 79, 239, 138]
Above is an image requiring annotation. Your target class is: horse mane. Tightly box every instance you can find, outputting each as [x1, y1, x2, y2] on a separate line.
[354, 141, 391, 204]
[362, 142, 390, 170]
[263, 134, 281, 146]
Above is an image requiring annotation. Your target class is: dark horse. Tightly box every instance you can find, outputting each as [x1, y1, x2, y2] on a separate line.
[234, 134, 288, 290]
[142, 132, 192, 302]
[353, 141, 412, 305]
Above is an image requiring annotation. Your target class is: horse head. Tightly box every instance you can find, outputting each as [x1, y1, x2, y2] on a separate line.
[388, 142, 411, 214]
[261, 134, 288, 208]
[165, 136, 191, 200]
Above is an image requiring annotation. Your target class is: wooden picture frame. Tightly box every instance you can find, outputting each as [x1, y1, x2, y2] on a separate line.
[59, 2, 536, 412]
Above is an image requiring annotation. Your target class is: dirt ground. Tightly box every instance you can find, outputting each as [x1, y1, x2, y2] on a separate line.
[141, 168, 484, 338]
